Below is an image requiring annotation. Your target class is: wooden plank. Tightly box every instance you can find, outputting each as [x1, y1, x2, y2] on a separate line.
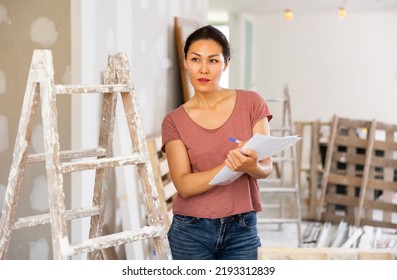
[330, 221, 348, 247]
[318, 115, 339, 220]
[358, 226, 374, 249]
[308, 121, 321, 220]
[147, 136, 174, 231]
[355, 120, 376, 226]
[327, 173, 362, 187]
[342, 227, 363, 248]
[316, 222, 332, 248]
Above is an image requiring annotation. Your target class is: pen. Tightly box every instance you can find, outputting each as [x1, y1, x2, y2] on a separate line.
[228, 137, 241, 143]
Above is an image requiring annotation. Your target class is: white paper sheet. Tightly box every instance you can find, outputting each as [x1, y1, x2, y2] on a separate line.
[209, 134, 301, 185]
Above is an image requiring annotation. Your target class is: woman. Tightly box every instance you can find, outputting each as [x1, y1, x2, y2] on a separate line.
[161, 25, 273, 260]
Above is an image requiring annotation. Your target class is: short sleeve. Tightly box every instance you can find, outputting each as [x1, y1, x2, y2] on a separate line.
[250, 91, 273, 126]
[161, 113, 181, 153]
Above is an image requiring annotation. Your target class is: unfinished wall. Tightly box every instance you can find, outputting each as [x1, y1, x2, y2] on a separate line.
[0, 0, 71, 259]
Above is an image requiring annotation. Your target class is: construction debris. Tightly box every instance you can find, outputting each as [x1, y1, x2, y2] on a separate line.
[302, 220, 397, 249]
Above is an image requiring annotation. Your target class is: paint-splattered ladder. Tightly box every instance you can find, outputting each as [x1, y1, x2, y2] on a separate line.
[0, 50, 170, 260]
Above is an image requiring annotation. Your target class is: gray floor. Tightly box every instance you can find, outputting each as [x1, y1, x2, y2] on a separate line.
[258, 221, 303, 248]
[257, 190, 304, 248]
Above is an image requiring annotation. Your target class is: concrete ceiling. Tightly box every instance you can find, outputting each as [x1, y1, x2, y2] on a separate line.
[209, 0, 397, 15]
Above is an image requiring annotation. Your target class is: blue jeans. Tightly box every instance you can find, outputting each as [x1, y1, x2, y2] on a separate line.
[167, 211, 261, 260]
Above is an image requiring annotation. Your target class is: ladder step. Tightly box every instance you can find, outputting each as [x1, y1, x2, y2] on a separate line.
[266, 98, 285, 103]
[13, 206, 101, 229]
[272, 156, 294, 163]
[27, 148, 106, 163]
[54, 84, 132, 95]
[262, 203, 283, 209]
[258, 218, 300, 224]
[259, 186, 298, 193]
[61, 153, 147, 173]
[260, 178, 282, 184]
[67, 226, 165, 256]
[270, 126, 292, 132]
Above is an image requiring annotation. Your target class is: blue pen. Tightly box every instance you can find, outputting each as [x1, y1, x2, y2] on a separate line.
[228, 137, 241, 143]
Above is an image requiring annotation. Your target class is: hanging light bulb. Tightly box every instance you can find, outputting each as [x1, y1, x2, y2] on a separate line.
[338, 7, 347, 19]
[284, 9, 293, 21]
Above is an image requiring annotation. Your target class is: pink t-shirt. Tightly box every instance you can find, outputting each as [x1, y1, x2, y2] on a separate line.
[161, 90, 272, 218]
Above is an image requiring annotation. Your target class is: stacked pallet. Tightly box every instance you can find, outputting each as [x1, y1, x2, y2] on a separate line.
[317, 115, 397, 229]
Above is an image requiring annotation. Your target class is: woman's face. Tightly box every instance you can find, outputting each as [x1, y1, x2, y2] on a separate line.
[184, 39, 228, 93]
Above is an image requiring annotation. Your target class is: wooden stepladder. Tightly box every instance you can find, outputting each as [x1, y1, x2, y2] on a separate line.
[0, 50, 170, 259]
[259, 85, 302, 247]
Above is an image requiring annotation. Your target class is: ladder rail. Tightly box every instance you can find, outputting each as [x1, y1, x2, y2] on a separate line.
[39, 50, 69, 259]
[0, 81, 40, 259]
[121, 90, 169, 257]
[87, 91, 118, 260]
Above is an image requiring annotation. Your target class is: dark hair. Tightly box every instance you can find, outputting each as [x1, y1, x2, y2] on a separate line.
[184, 25, 231, 63]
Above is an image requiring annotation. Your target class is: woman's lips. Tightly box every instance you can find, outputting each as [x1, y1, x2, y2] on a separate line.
[198, 78, 210, 83]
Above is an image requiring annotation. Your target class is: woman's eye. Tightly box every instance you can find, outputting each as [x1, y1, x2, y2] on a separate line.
[191, 57, 199, 62]
[209, 59, 219, 64]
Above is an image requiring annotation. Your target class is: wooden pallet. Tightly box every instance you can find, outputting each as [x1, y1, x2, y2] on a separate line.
[318, 115, 397, 230]
[318, 116, 373, 224]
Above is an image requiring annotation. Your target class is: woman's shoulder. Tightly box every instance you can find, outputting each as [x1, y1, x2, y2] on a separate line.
[236, 89, 264, 101]
[165, 104, 184, 116]
[162, 105, 185, 123]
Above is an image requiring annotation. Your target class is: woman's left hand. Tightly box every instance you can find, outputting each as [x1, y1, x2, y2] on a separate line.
[225, 148, 259, 173]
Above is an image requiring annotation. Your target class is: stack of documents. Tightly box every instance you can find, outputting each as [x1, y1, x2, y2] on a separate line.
[209, 134, 301, 185]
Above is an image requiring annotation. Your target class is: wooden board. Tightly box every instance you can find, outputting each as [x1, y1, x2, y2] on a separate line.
[147, 135, 177, 231]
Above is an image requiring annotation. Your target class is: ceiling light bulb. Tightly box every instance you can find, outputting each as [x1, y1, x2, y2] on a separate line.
[338, 7, 347, 19]
[284, 9, 293, 21]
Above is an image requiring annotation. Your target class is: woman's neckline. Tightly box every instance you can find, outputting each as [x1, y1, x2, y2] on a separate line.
[181, 89, 239, 131]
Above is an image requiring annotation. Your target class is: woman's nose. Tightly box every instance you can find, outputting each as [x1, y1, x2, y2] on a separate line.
[199, 62, 209, 73]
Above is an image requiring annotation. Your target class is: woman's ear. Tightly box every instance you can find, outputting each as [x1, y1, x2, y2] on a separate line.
[223, 58, 230, 71]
